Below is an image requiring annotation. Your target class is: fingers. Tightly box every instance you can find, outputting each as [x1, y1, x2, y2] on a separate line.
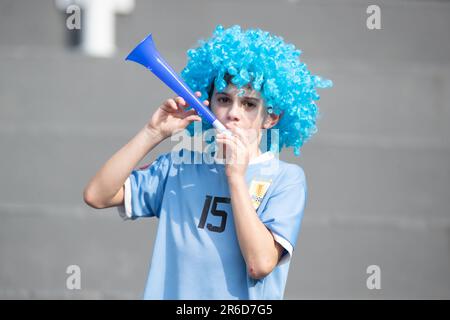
[216, 134, 244, 163]
[160, 98, 176, 113]
[216, 132, 239, 148]
[162, 92, 209, 116]
[194, 92, 210, 106]
[191, 92, 210, 108]
[185, 114, 202, 122]
[184, 109, 199, 118]
[228, 124, 245, 142]
[175, 96, 186, 110]
[225, 123, 252, 146]
[157, 93, 205, 133]
[161, 97, 187, 114]
[215, 135, 236, 150]
[217, 134, 245, 153]
[181, 108, 201, 123]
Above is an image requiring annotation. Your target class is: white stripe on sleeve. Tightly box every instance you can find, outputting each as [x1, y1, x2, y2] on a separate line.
[117, 177, 132, 220]
[270, 230, 294, 266]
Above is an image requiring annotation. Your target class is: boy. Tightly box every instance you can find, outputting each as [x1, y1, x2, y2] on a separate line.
[83, 25, 332, 299]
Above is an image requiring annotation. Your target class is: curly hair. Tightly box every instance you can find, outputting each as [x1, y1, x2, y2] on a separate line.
[181, 25, 332, 156]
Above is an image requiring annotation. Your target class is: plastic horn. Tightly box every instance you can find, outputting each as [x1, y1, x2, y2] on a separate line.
[126, 33, 231, 136]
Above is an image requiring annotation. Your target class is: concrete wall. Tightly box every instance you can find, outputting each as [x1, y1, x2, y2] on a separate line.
[0, 0, 449, 299]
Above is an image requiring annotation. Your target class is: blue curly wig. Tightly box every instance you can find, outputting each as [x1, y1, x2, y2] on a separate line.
[181, 25, 332, 156]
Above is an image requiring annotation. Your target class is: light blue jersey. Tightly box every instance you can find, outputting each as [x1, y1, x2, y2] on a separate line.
[118, 148, 307, 299]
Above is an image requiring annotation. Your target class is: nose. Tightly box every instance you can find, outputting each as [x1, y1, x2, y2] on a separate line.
[227, 101, 241, 122]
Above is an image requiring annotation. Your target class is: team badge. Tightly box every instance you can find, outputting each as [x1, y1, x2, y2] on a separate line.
[249, 179, 272, 210]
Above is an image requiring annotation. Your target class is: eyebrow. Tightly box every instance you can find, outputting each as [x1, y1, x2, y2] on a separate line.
[215, 92, 261, 103]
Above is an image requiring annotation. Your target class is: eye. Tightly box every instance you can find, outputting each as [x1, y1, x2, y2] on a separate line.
[217, 96, 230, 103]
[243, 101, 256, 108]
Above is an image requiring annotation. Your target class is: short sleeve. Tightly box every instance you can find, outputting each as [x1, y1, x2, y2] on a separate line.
[258, 165, 307, 266]
[117, 153, 171, 220]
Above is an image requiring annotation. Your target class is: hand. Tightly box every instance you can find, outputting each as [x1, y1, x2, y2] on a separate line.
[146, 92, 208, 139]
[215, 123, 251, 179]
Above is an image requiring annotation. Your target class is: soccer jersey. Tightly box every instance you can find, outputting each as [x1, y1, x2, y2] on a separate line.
[117, 148, 307, 299]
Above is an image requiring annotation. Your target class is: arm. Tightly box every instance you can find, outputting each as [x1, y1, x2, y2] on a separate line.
[216, 125, 284, 280]
[228, 176, 285, 280]
[83, 93, 205, 209]
[83, 127, 165, 209]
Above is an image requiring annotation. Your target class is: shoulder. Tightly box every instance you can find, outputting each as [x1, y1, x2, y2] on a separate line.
[155, 148, 207, 169]
[149, 148, 193, 165]
[136, 151, 174, 172]
[275, 159, 306, 187]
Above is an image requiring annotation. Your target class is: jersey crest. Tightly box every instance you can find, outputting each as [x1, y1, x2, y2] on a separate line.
[249, 179, 272, 210]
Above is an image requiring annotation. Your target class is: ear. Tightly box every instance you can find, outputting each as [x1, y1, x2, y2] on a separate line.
[262, 110, 282, 129]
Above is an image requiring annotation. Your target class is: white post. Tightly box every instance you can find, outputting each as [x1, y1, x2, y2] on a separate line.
[56, 0, 135, 58]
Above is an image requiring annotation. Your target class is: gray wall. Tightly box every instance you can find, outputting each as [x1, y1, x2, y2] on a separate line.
[0, 0, 449, 299]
